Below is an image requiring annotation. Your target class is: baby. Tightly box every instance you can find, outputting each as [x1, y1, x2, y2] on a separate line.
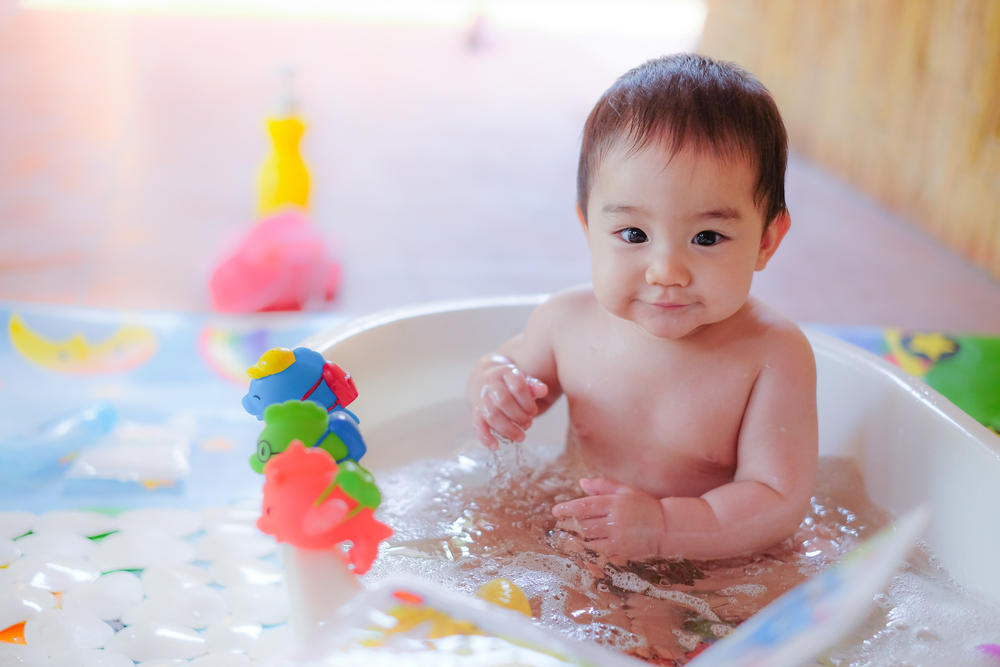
[467, 54, 817, 561]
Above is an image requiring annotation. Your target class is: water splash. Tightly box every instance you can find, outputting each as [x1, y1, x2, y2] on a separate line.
[365, 402, 1000, 665]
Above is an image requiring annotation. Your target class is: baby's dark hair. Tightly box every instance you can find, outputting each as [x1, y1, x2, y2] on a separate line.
[577, 53, 788, 227]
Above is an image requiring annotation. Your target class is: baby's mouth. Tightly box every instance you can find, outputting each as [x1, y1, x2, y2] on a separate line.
[649, 301, 689, 310]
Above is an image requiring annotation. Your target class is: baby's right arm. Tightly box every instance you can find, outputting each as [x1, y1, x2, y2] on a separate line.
[466, 297, 565, 448]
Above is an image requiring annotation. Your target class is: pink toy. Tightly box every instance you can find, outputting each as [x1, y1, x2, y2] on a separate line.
[257, 441, 392, 574]
[978, 644, 1000, 660]
[209, 210, 340, 312]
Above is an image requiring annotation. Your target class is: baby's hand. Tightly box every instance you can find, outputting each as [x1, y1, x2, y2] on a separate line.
[470, 355, 548, 449]
[552, 477, 666, 558]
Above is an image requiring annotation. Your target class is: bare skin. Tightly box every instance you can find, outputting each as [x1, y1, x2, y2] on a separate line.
[467, 141, 818, 560]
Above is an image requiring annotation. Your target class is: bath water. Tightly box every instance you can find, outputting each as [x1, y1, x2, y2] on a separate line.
[364, 400, 1000, 666]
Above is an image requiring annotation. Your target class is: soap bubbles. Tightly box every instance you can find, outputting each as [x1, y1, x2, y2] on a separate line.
[116, 509, 202, 538]
[104, 623, 208, 662]
[23, 608, 114, 650]
[14, 530, 98, 560]
[0, 581, 57, 629]
[141, 564, 212, 598]
[123, 586, 227, 629]
[0, 538, 22, 566]
[222, 584, 289, 626]
[92, 532, 197, 572]
[204, 618, 263, 654]
[4, 556, 100, 592]
[61, 571, 144, 621]
[0, 512, 34, 540]
[32, 511, 118, 537]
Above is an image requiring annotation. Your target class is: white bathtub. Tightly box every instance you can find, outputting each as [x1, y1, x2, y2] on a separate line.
[302, 295, 1000, 610]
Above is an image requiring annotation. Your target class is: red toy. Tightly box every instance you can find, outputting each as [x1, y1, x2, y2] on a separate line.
[257, 441, 392, 574]
[209, 209, 340, 312]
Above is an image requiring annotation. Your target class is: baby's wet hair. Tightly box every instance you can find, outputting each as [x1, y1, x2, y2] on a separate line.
[577, 53, 788, 227]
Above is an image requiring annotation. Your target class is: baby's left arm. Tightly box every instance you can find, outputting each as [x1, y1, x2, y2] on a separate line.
[554, 329, 818, 560]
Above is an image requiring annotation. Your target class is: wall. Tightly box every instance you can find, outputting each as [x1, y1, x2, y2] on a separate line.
[699, 0, 1000, 279]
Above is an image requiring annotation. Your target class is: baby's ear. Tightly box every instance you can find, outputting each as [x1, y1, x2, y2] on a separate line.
[756, 211, 791, 270]
[575, 203, 587, 230]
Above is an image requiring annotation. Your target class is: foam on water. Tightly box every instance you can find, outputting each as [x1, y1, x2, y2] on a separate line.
[364, 400, 1000, 665]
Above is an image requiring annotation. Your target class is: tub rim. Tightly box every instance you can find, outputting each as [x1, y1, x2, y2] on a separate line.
[303, 293, 998, 454]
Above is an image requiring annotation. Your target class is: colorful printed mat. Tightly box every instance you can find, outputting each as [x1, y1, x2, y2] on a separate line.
[0, 301, 996, 514]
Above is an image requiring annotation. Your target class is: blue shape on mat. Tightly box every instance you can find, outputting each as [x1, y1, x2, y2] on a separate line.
[0, 301, 346, 512]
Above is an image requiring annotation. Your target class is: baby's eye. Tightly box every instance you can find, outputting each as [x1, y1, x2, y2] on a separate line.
[618, 227, 648, 244]
[692, 230, 724, 246]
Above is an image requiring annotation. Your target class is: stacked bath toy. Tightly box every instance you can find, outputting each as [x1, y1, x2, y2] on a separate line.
[242, 345, 389, 650]
[239, 346, 633, 664]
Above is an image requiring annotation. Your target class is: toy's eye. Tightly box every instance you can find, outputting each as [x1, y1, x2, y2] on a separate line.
[253, 395, 261, 401]
[618, 227, 647, 244]
[257, 439, 272, 462]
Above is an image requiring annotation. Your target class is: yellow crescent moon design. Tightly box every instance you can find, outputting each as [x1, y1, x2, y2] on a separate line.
[8, 313, 157, 374]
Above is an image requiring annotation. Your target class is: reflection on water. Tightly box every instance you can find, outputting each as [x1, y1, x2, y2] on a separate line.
[364, 405, 1000, 666]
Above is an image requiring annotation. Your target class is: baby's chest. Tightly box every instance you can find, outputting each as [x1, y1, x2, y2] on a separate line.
[560, 353, 759, 459]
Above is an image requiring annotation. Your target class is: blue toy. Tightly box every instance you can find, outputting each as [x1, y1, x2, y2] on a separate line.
[0, 402, 116, 482]
[242, 347, 358, 421]
[242, 346, 366, 465]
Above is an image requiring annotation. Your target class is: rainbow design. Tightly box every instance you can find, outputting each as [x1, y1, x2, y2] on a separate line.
[8, 313, 157, 374]
[198, 326, 272, 385]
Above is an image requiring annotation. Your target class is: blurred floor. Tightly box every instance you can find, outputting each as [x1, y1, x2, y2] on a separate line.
[0, 6, 997, 332]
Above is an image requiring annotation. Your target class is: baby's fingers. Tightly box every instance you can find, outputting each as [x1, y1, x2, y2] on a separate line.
[472, 415, 499, 449]
[481, 384, 534, 429]
[552, 496, 611, 520]
[500, 370, 547, 416]
[476, 404, 527, 443]
[580, 477, 633, 496]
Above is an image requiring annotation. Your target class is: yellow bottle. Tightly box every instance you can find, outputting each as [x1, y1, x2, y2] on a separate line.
[257, 69, 310, 216]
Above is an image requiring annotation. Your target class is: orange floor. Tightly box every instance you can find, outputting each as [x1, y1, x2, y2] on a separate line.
[1, 7, 997, 333]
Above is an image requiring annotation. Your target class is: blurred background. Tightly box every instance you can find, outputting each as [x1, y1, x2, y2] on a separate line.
[0, 0, 997, 331]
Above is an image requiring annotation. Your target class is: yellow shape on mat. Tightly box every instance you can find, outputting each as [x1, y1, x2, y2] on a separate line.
[8, 313, 157, 374]
[363, 605, 481, 646]
[477, 577, 532, 617]
[907, 332, 958, 362]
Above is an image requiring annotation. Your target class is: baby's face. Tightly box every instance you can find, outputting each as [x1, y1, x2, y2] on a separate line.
[584, 140, 782, 340]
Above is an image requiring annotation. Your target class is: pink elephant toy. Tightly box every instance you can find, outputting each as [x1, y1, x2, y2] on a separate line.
[209, 209, 340, 312]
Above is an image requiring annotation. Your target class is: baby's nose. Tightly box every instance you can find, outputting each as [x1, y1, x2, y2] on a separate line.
[645, 248, 691, 287]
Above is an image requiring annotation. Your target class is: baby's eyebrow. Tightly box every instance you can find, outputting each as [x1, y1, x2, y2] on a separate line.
[602, 204, 645, 215]
[692, 207, 741, 221]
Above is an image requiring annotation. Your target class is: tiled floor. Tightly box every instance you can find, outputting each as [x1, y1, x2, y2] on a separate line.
[1, 7, 997, 332]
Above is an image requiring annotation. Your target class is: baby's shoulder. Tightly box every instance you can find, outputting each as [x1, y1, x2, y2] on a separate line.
[743, 299, 814, 366]
[522, 285, 600, 345]
[530, 285, 598, 323]
[545, 284, 598, 312]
